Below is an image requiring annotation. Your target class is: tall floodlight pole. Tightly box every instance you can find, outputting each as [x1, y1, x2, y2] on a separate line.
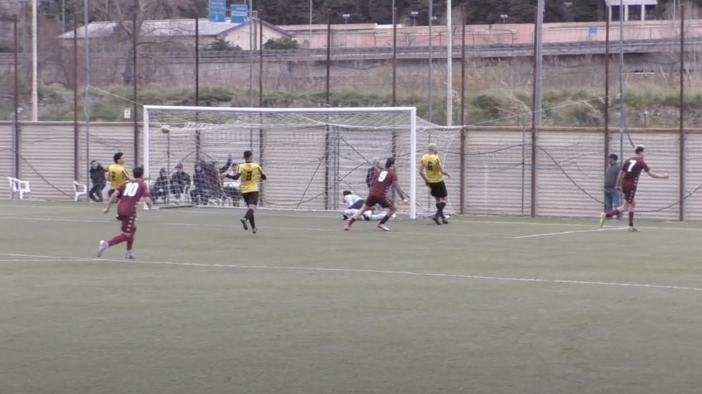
[428, 1, 434, 124]
[618, 0, 625, 161]
[249, 0, 254, 108]
[534, 0, 544, 126]
[84, 0, 91, 186]
[309, 0, 313, 38]
[31, 0, 38, 122]
[446, 0, 453, 125]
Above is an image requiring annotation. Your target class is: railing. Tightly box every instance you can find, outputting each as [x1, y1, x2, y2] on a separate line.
[1, 37, 699, 65]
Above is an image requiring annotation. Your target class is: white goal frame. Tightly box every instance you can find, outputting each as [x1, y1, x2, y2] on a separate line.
[143, 105, 419, 219]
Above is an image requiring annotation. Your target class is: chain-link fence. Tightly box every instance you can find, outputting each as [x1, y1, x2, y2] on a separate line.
[3, 4, 702, 219]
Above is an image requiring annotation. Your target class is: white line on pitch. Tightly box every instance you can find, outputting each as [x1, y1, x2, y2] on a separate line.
[450, 218, 702, 231]
[2, 203, 702, 232]
[1, 252, 701, 293]
[0, 215, 501, 239]
[0, 259, 75, 262]
[512, 227, 628, 239]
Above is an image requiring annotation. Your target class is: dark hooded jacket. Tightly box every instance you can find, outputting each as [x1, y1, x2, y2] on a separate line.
[196, 158, 232, 196]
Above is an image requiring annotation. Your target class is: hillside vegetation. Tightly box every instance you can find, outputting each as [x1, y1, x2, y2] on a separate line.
[18, 83, 702, 128]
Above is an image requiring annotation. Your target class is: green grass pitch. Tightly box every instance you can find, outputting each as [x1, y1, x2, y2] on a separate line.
[1, 201, 702, 394]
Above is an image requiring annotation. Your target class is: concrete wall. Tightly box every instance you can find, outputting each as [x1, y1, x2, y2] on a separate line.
[0, 121, 698, 221]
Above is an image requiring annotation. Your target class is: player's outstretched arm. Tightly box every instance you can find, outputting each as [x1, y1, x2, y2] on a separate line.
[144, 196, 153, 209]
[123, 169, 135, 182]
[647, 171, 669, 179]
[259, 166, 267, 181]
[418, 162, 428, 183]
[439, 162, 450, 178]
[219, 156, 233, 173]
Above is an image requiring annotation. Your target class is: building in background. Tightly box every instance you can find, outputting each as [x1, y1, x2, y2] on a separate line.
[604, 0, 658, 22]
[58, 18, 291, 50]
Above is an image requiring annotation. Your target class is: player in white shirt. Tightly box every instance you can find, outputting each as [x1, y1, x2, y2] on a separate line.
[342, 191, 393, 221]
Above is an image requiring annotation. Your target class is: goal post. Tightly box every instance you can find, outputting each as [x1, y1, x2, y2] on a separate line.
[143, 105, 460, 219]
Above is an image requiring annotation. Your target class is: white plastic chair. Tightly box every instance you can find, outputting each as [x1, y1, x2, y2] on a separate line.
[182, 183, 192, 203]
[8, 177, 31, 200]
[73, 181, 88, 201]
[101, 184, 111, 201]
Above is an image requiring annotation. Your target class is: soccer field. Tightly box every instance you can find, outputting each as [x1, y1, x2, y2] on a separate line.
[1, 201, 701, 394]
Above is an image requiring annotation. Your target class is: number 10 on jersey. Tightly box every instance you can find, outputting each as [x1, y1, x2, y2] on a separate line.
[124, 182, 140, 197]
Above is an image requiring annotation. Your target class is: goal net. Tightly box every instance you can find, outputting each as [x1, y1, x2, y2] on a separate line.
[143, 106, 463, 219]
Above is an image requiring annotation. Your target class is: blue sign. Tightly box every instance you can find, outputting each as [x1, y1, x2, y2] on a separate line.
[231, 4, 250, 24]
[589, 26, 598, 35]
[208, 0, 226, 22]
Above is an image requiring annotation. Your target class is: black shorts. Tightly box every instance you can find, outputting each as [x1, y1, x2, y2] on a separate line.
[429, 181, 448, 198]
[108, 189, 117, 197]
[243, 192, 259, 206]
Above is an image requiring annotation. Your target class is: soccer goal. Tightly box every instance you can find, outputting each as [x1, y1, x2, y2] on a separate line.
[143, 106, 462, 219]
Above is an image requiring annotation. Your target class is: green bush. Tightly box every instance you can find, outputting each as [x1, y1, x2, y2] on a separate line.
[204, 38, 242, 51]
[90, 101, 122, 121]
[264, 37, 300, 50]
[562, 105, 602, 127]
[472, 94, 502, 119]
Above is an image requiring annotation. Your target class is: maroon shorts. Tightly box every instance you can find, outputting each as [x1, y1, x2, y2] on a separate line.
[118, 215, 136, 234]
[622, 181, 637, 203]
[365, 194, 394, 209]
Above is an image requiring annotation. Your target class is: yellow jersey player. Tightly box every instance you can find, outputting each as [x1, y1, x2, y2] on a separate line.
[419, 143, 450, 225]
[107, 152, 132, 198]
[227, 150, 266, 234]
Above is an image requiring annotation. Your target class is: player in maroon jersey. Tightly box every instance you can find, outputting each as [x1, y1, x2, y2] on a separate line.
[97, 166, 153, 259]
[599, 146, 668, 231]
[345, 157, 408, 231]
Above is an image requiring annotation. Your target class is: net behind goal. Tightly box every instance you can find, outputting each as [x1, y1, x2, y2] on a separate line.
[143, 106, 462, 219]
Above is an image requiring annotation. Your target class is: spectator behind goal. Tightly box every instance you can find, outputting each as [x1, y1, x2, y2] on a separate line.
[171, 163, 191, 200]
[151, 168, 170, 202]
[191, 164, 211, 205]
[197, 154, 232, 202]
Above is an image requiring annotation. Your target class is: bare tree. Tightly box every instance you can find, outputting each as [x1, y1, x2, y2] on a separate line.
[659, 2, 702, 90]
[90, 0, 192, 85]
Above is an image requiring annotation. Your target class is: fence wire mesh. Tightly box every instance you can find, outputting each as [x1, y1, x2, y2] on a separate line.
[2, 8, 702, 219]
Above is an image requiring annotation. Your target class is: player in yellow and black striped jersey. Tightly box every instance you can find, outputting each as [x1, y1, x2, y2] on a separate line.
[419, 143, 451, 225]
[107, 152, 132, 198]
[224, 150, 266, 234]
